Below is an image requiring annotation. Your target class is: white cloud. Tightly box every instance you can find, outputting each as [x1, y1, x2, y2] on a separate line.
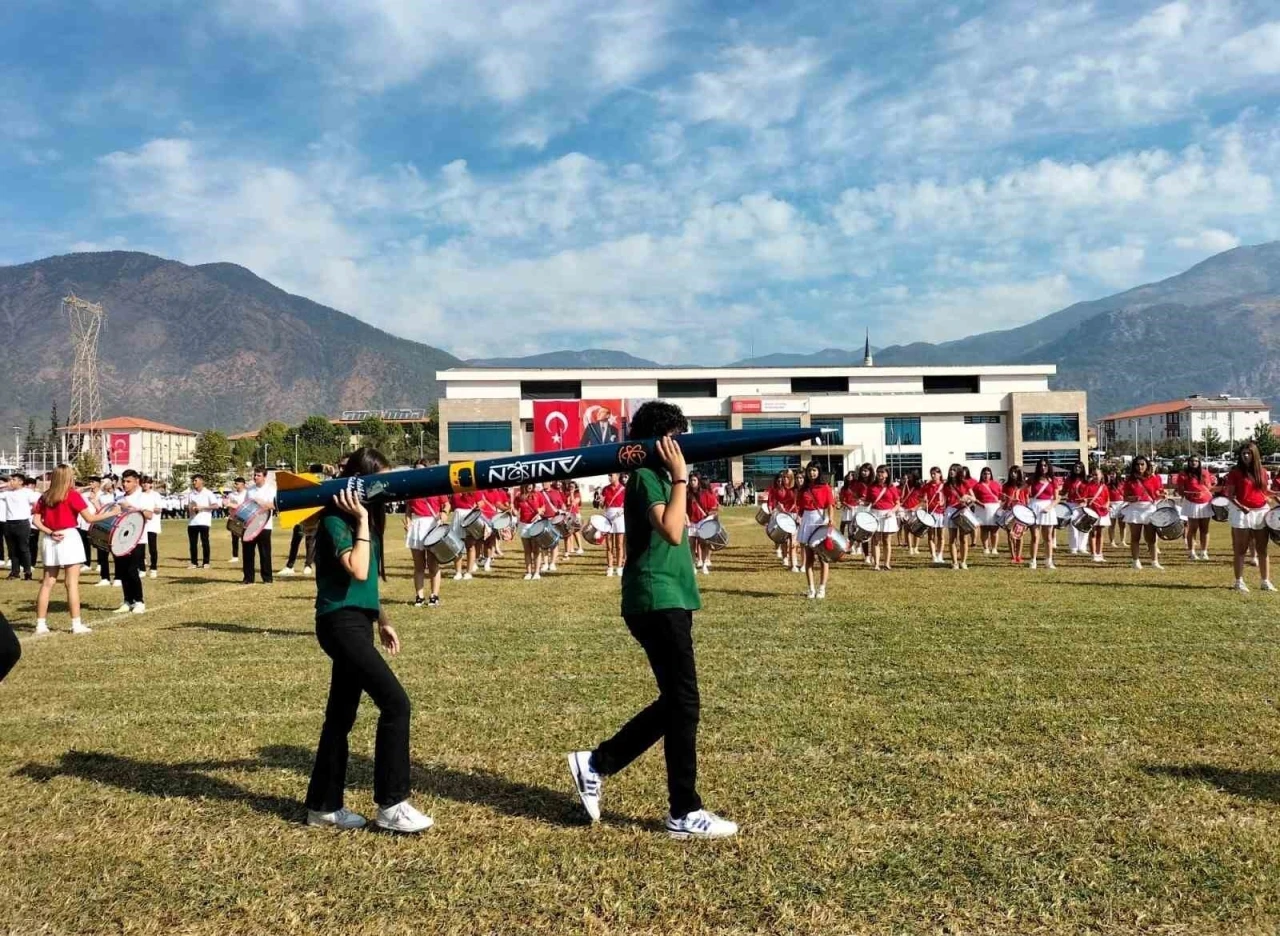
[660, 42, 824, 130]
[1173, 228, 1240, 252]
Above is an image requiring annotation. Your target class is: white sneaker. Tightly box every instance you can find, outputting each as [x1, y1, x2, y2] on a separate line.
[1262, 581, 1277, 592]
[960, 562, 969, 571]
[606, 567, 614, 577]
[483, 558, 492, 573]
[1234, 579, 1250, 593]
[453, 572, 464, 581]
[1250, 556, 1260, 567]
[532, 572, 541, 580]
[575, 548, 584, 556]
[279, 567, 295, 576]
[698, 565, 709, 575]
[462, 573, 474, 581]
[952, 562, 960, 570]
[95, 579, 112, 587]
[34, 620, 49, 635]
[1132, 560, 1142, 570]
[303, 566, 313, 576]
[816, 586, 826, 600]
[1200, 552, 1210, 561]
[806, 587, 816, 599]
[1093, 554, 1106, 563]
[523, 572, 533, 581]
[71, 620, 92, 635]
[131, 603, 146, 614]
[1029, 559, 1037, 570]
[548, 564, 557, 573]
[80, 564, 92, 572]
[375, 801, 433, 834]
[1045, 561, 1056, 570]
[113, 603, 132, 614]
[1187, 550, 1196, 561]
[665, 809, 738, 840]
[227, 557, 239, 564]
[567, 751, 602, 822]
[791, 565, 802, 573]
[188, 563, 199, 570]
[148, 570, 157, 579]
[1151, 561, 1164, 571]
[703, 561, 711, 572]
[112, 580, 120, 586]
[307, 807, 367, 830]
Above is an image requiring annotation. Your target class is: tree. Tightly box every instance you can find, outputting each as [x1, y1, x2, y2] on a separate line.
[1251, 422, 1279, 457]
[290, 415, 346, 468]
[256, 421, 290, 467]
[355, 416, 393, 453]
[1199, 427, 1230, 458]
[24, 417, 39, 454]
[73, 449, 100, 480]
[48, 401, 59, 449]
[168, 462, 191, 492]
[191, 430, 232, 484]
[231, 438, 258, 472]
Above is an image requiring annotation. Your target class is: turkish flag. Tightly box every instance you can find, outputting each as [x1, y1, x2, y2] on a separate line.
[533, 400, 576, 453]
[109, 433, 131, 466]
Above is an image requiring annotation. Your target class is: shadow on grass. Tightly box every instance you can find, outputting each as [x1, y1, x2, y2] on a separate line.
[167, 620, 309, 638]
[1143, 764, 1280, 803]
[700, 588, 794, 599]
[15, 744, 648, 830]
[1028, 581, 1222, 591]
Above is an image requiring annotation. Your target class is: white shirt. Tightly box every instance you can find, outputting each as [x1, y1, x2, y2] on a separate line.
[0, 489, 8, 523]
[137, 490, 163, 534]
[77, 489, 100, 530]
[119, 488, 145, 512]
[3, 487, 32, 522]
[246, 482, 276, 530]
[187, 489, 221, 528]
[225, 489, 247, 509]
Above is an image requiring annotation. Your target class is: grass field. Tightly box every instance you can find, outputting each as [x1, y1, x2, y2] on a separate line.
[2, 507, 1280, 935]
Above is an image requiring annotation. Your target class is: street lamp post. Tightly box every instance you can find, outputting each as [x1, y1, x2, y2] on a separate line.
[418, 427, 424, 461]
[11, 427, 20, 472]
[294, 433, 299, 471]
[263, 443, 270, 470]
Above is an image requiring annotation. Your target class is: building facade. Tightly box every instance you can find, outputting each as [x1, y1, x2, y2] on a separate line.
[436, 366, 1088, 485]
[59, 417, 198, 478]
[1099, 395, 1270, 450]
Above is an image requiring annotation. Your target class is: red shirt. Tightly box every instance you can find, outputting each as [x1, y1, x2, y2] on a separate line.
[545, 489, 566, 511]
[451, 492, 478, 511]
[1002, 482, 1028, 507]
[1107, 482, 1124, 502]
[868, 483, 900, 511]
[1123, 475, 1163, 503]
[34, 489, 88, 532]
[601, 483, 626, 509]
[921, 480, 946, 513]
[1077, 481, 1109, 512]
[1063, 478, 1084, 502]
[1174, 470, 1215, 504]
[943, 482, 969, 508]
[839, 482, 864, 507]
[973, 479, 1001, 504]
[567, 491, 582, 514]
[687, 488, 718, 522]
[1225, 468, 1271, 509]
[407, 496, 446, 518]
[514, 494, 542, 524]
[1028, 478, 1056, 502]
[798, 483, 834, 512]
[901, 485, 923, 510]
[767, 485, 796, 513]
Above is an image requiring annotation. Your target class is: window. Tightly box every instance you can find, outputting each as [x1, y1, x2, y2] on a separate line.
[923, 374, 979, 394]
[965, 451, 1002, 462]
[657, 378, 717, 398]
[742, 453, 801, 487]
[1022, 449, 1080, 471]
[688, 418, 730, 480]
[520, 420, 533, 433]
[1020, 413, 1080, 442]
[964, 414, 1001, 424]
[447, 421, 512, 453]
[812, 454, 844, 480]
[884, 416, 921, 446]
[520, 380, 581, 400]
[744, 416, 803, 430]
[887, 453, 923, 480]
[791, 376, 849, 394]
[688, 417, 729, 432]
[809, 418, 844, 444]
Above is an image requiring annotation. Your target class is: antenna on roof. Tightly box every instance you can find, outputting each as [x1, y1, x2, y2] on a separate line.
[863, 329, 873, 367]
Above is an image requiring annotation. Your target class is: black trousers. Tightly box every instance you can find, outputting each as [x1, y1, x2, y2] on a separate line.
[287, 525, 317, 569]
[0, 611, 19, 682]
[592, 609, 703, 818]
[146, 532, 159, 571]
[78, 529, 91, 563]
[242, 529, 273, 583]
[230, 532, 241, 558]
[306, 607, 411, 811]
[119, 548, 144, 606]
[28, 527, 38, 563]
[3, 520, 32, 576]
[188, 526, 211, 565]
[97, 547, 113, 581]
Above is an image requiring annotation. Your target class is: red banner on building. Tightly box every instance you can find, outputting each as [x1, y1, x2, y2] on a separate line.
[109, 432, 131, 466]
[533, 400, 625, 452]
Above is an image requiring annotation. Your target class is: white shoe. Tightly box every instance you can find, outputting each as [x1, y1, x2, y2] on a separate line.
[1250, 556, 1260, 567]
[791, 565, 802, 573]
[95, 579, 112, 587]
[131, 603, 146, 614]
[307, 807, 367, 830]
[1045, 561, 1056, 570]
[698, 565, 709, 575]
[1234, 579, 1249, 593]
[665, 809, 738, 840]
[1093, 554, 1106, 563]
[567, 751, 602, 822]
[303, 566, 313, 576]
[1029, 559, 1037, 570]
[113, 603, 132, 614]
[112, 580, 120, 586]
[1132, 560, 1142, 571]
[453, 572, 464, 581]
[575, 548, 584, 556]
[71, 620, 92, 635]
[279, 567, 295, 576]
[806, 587, 816, 599]
[188, 563, 199, 570]
[960, 562, 969, 571]
[1187, 551, 1196, 561]
[524, 573, 533, 581]
[532, 572, 541, 580]
[1263, 581, 1277, 592]
[374, 801, 433, 834]
[462, 573, 473, 581]
[548, 564, 557, 573]
[483, 559, 492, 572]
[703, 561, 711, 572]
[605, 567, 614, 577]
[816, 586, 826, 600]
[1151, 561, 1164, 571]
[1200, 552, 1210, 561]
[34, 620, 49, 635]
[80, 564, 92, 572]
[228, 557, 239, 564]
[148, 570, 157, 579]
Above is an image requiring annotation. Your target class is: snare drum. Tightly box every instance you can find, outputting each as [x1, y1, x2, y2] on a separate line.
[1265, 507, 1280, 545]
[423, 524, 465, 564]
[906, 507, 939, 538]
[850, 509, 878, 544]
[1071, 506, 1101, 533]
[226, 501, 271, 542]
[754, 504, 772, 525]
[994, 507, 1012, 530]
[693, 517, 729, 551]
[1210, 496, 1231, 523]
[524, 518, 562, 551]
[807, 525, 850, 564]
[765, 512, 798, 545]
[454, 507, 490, 542]
[585, 514, 611, 546]
[490, 512, 513, 532]
[1009, 504, 1036, 538]
[88, 510, 146, 557]
[1150, 504, 1185, 541]
[950, 507, 979, 535]
[1053, 503, 1074, 528]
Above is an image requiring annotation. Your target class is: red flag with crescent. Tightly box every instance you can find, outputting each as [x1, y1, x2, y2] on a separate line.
[533, 400, 576, 452]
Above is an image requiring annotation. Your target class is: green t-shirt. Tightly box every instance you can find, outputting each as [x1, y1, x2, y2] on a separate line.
[314, 514, 382, 616]
[621, 467, 702, 615]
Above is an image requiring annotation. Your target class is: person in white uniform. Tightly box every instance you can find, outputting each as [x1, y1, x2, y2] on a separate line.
[224, 476, 247, 563]
[3, 474, 34, 580]
[138, 476, 163, 578]
[242, 466, 276, 584]
[186, 474, 220, 568]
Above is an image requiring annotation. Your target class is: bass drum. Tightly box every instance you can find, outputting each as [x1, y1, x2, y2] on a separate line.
[423, 524, 464, 564]
[807, 525, 850, 564]
[693, 517, 729, 551]
[850, 509, 878, 544]
[88, 510, 146, 557]
[227, 501, 271, 542]
[765, 512, 798, 545]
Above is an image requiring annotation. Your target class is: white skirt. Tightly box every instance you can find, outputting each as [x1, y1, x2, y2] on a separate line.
[1229, 505, 1267, 530]
[798, 509, 826, 545]
[1032, 499, 1057, 527]
[1124, 503, 1155, 525]
[1093, 514, 1111, 529]
[1180, 501, 1213, 520]
[42, 531, 86, 568]
[874, 508, 899, 534]
[974, 502, 1000, 526]
[604, 506, 625, 534]
[405, 516, 438, 550]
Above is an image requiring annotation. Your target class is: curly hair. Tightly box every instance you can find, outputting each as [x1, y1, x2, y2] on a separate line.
[627, 400, 689, 440]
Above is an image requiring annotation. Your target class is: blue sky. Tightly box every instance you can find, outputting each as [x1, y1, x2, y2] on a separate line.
[3, 0, 1280, 363]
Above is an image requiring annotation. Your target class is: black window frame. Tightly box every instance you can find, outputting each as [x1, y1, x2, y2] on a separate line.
[520, 380, 582, 400]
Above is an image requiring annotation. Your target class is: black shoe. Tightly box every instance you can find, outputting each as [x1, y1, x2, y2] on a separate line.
[23, 573, 32, 581]
[428, 594, 440, 608]
[413, 596, 425, 607]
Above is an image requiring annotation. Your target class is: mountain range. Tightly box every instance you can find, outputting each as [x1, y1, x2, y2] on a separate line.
[2, 243, 1278, 432]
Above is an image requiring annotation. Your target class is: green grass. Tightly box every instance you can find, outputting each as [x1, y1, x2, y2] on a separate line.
[2, 508, 1279, 935]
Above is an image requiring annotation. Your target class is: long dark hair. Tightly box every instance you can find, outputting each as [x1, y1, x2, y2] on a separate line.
[1236, 442, 1265, 488]
[1128, 456, 1151, 480]
[1006, 466, 1025, 487]
[945, 463, 963, 488]
[338, 447, 390, 581]
[802, 460, 828, 489]
[857, 462, 874, 484]
[979, 466, 994, 483]
[1032, 459, 1053, 483]
[1069, 460, 1086, 481]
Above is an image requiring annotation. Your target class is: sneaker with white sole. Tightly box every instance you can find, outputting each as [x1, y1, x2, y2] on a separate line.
[112, 603, 132, 614]
[228, 558, 239, 564]
[1093, 554, 1106, 563]
[1263, 580, 1277, 592]
[148, 570, 157, 579]
[374, 800, 433, 834]
[524, 572, 533, 581]
[1151, 561, 1164, 571]
[71, 620, 91, 635]
[1029, 559, 1037, 570]
[665, 809, 738, 840]
[462, 573, 474, 581]
[279, 567, 295, 576]
[548, 564, 558, 573]
[112, 580, 120, 586]
[816, 586, 826, 600]
[453, 572, 463, 581]
[131, 603, 146, 614]
[1045, 561, 1055, 570]
[307, 807, 367, 830]
[567, 751, 602, 822]
[532, 572, 541, 580]
[95, 579, 113, 587]
[188, 563, 199, 570]
[483, 559, 492, 573]
[303, 566, 313, 576]
[806, 587, 816, 599]
[1132, 560, 1142, 570]
[1234, 579, 1250, 593]
[34, 620, 50, 635]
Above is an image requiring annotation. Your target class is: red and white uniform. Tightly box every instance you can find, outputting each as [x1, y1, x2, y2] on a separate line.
[839, 481, 863, 521]
[767, 484, 796, 515]
[1001, 482, 1028, 508]
[34, 489, 90, 568]
[1223, 467, 1272, 530]
[601, 481, 626, 534]
[405, 495, 447, 550]
[1121, 474, 1163, 525]
[921, 480, 946, 516]
[1174, 468, 1216, 521]
[1028, 477, 1057, 527]
[687, 488, 718, 525]
[901, 483, 924, 512]
[1077, 480, 1111, 527]
[971, 478, 1001, 524]
[797, 483, 834, 544]
[867, 482, 901, 534]
[514, 493, 545, 526]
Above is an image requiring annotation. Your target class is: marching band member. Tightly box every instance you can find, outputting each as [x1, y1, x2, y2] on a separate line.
[1002, 466, 1029, 564]
[186, 474, 220, 570]
[1223, 442, 1274, 593]
[838, 470, 861, 541]
[485, 484, 513, 564]
[404, 492, 448, 606]
[601, 473, 627, 577]
[899, 471, 923, 553]
[1078, 465, 1111, 562]
[137, 476, 162, 578]
[449, 488, 481, 581]
[241, 467, 277, 585]
[921, 466, 946, 565]
[75, 475, 100, 572]
[544, 481, 568, 569]
[868, 465, 900, 571]
[566, 482, 585, 556]
[766, 471, 798, 568]
[92, 477, 119, 586]
[31, 465, 121, 635]
[114, 469, 151, 614]
[477, 485, 500, 573]
[514, 482, 550, 581]
[1122, 456, 1164, 571]
[2, 473, 34, 580]
[854, 463, 875, 564]
[1063, 461, 1088, 555]
[224, 476, 248, 564]
[685, 473, 718, 574]
[1174, 456, 1215, 561]
[973, 467, 1002, 556]
[797, 462, 837, 599]
[1027, 459, 1058, 571]
[943, 464, 976, 570]
[534, 484, 560, 574]
[1105, 469, 1126, 549]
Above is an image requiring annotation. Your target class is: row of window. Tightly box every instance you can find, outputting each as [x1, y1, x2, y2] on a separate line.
[964, 451, 1002, 461]
[516, 375, 989, 400]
